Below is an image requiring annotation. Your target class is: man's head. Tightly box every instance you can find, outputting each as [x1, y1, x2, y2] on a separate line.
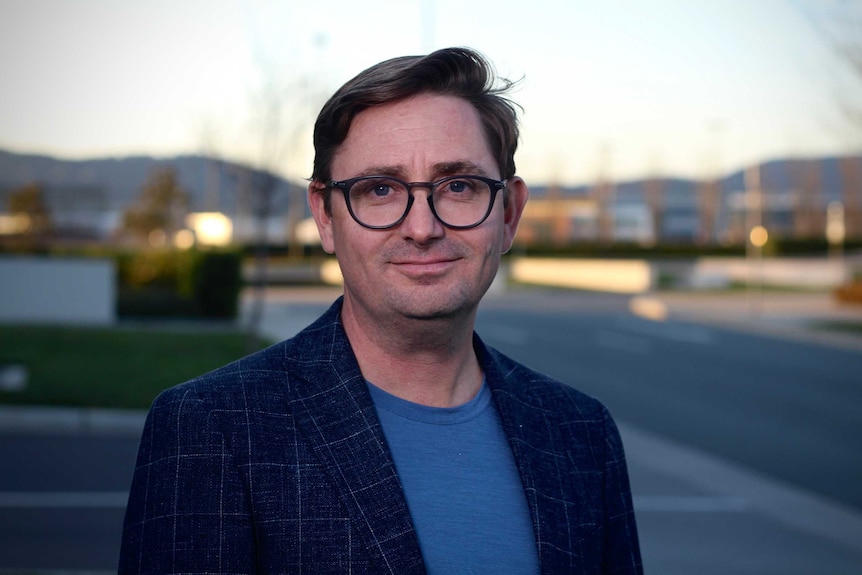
[311, 47, 521, 211]
[307, 47, 528, 326]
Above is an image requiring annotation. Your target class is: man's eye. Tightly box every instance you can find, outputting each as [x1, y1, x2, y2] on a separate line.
[443, 179, 476, 193]
[372, 184, 391, 197]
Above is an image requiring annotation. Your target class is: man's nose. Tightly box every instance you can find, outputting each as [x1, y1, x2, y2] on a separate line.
[400, 190, 445, 243]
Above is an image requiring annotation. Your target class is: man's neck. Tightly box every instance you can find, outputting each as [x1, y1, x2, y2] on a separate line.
[340, 299, 483, 408]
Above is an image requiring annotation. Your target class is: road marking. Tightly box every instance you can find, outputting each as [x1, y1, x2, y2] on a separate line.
[617, 318, 715, 345]
[595, 330, 650, 355]
[0, 491, 128, 508]
[634, 495, 749, 513]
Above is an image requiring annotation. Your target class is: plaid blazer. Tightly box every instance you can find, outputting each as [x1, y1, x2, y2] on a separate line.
[120, 298, 642, 574]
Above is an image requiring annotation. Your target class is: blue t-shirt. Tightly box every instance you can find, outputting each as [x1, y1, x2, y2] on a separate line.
[367, 380, 540, 575]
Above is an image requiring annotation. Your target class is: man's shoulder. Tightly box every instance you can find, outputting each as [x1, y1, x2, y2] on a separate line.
[154, 299, 345, 410]
[150, 339, 290, 411]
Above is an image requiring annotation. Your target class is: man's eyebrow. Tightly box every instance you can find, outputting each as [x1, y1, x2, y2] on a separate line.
[431, 161, 490, 177]
[347, 161, 492, 180]
[351, 165, 407, 179]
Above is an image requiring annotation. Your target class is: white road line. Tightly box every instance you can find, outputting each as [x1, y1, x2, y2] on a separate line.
[618, 318, 716, 345]
[595, 330, 651, 355]
[0, 491, 129, 508]
[634, 495, 749, 513]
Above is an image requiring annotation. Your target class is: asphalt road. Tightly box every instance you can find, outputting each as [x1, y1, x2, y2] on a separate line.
[1, 288, 861, 573]
[475, 290, 862, 512]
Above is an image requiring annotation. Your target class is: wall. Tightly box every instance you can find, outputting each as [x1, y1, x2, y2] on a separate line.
[0, 257, 116, 325]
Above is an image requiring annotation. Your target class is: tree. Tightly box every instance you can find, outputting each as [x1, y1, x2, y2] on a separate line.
[7, 182, 52, 236]
[796, 0, 862, 145]
[122, 167, 189, 244]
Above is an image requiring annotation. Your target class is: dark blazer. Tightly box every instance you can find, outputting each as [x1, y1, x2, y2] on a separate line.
[120, 298, 642, 574]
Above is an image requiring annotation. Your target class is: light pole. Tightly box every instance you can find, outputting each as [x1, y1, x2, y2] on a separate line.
[745, 164, 765, 316]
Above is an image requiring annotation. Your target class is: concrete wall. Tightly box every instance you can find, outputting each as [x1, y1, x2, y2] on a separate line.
[690, 257, 853, 289]
[510, 256, 857, 294]
[510, 258, 653, 294]
[0, 257, 116, 325]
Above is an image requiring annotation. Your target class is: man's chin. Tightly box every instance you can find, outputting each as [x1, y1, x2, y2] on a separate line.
[392, 289, 477, 322]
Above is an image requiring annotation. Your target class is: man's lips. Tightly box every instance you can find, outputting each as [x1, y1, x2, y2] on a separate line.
[390, 257, 459, 274]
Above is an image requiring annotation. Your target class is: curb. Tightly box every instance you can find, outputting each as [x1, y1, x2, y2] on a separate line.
[0, 405, 146, 436]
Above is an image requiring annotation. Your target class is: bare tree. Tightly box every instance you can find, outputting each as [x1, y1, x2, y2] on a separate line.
[121, 167, 189, 245]
[242, 61, 329, 352]
[8, 182, 52, 237]
[795, 0, 862, 146]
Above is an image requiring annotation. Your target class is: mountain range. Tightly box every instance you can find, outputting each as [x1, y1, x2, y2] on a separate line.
[1, 148, 859, 219]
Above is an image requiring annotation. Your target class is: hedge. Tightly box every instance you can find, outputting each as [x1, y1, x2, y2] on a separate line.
[116, 248, 243, 319]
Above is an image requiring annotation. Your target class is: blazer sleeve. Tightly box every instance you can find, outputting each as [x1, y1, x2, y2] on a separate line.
[119, 383, 256, 574]
[600, 408, 643, 575]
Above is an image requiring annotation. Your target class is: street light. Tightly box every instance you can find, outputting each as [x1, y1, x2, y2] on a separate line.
[745, 165, 765, 316]
[826, 201, 845, 259]
[750, 225, 768, 249]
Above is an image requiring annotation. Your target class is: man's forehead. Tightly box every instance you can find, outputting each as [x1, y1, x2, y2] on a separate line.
[331, 94, 497, 178]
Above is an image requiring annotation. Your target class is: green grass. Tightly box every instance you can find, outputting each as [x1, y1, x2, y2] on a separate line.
[810, 321, 862, 336]
[0, 324, 272, 410]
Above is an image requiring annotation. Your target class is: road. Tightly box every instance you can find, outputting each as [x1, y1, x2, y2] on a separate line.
[1, 287, 861, 573]
[476, 290, 862, 512]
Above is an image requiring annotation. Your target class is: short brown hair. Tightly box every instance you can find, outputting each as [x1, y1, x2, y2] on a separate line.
[310, 47, 521, 203]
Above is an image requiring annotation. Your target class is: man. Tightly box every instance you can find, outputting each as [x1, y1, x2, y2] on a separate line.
[120, 47, 642, 574]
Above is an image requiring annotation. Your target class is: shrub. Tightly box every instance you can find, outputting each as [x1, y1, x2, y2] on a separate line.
[191, 250, 243, 318]
[116, 248, 243, 319]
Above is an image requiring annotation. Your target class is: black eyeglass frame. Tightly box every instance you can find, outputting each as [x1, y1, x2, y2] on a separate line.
[328, 175, 507, 230]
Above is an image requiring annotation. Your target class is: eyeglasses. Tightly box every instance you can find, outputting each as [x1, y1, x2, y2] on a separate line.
[328, 175, 506, 230]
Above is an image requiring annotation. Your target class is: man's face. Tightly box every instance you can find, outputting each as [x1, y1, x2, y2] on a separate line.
[309, 93, 527, 324]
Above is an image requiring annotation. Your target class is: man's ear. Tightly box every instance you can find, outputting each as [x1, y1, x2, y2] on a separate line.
[308, 181, 336, 254]
[501, 176, 529, 254]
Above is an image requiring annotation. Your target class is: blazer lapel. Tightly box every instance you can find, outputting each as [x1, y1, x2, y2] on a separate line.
[284, 300, 426, 575]
[478, 335, 597, 572]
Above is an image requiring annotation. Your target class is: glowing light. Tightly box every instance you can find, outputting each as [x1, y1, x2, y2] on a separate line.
[826, 202, 845, 245]
[0, 213, 32, 234]
[749, 226, 768, 248]
[174, 229, 196, 250]
[295, 218, 322, 245]
[629, 296, 668, 322]
[320, 259, 343, 285]
[186, 212, 233, 247]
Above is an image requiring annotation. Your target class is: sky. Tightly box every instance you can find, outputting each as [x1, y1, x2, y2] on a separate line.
[1, 0, 860, 186]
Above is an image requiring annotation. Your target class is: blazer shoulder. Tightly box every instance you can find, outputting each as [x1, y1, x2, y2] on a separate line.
[151, 298, 345, 412]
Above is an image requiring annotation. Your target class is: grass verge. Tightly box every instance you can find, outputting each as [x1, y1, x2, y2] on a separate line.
[809, 321, 862, 336]
[0, 324, 272, 410]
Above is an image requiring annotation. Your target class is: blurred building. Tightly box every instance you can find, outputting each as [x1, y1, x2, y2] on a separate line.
[1, 150, 859, 249]
[517, 155, 862, 248]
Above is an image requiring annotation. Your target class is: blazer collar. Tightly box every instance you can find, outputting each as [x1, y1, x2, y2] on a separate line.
[477, 336, 592, 571]
[282, 298, 426, 575]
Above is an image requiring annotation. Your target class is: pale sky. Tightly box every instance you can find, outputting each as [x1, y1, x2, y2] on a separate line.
[1, 0, 859, 185]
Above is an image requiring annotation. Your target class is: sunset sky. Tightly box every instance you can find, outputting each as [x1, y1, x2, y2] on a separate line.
[1, 0, 859, 185]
